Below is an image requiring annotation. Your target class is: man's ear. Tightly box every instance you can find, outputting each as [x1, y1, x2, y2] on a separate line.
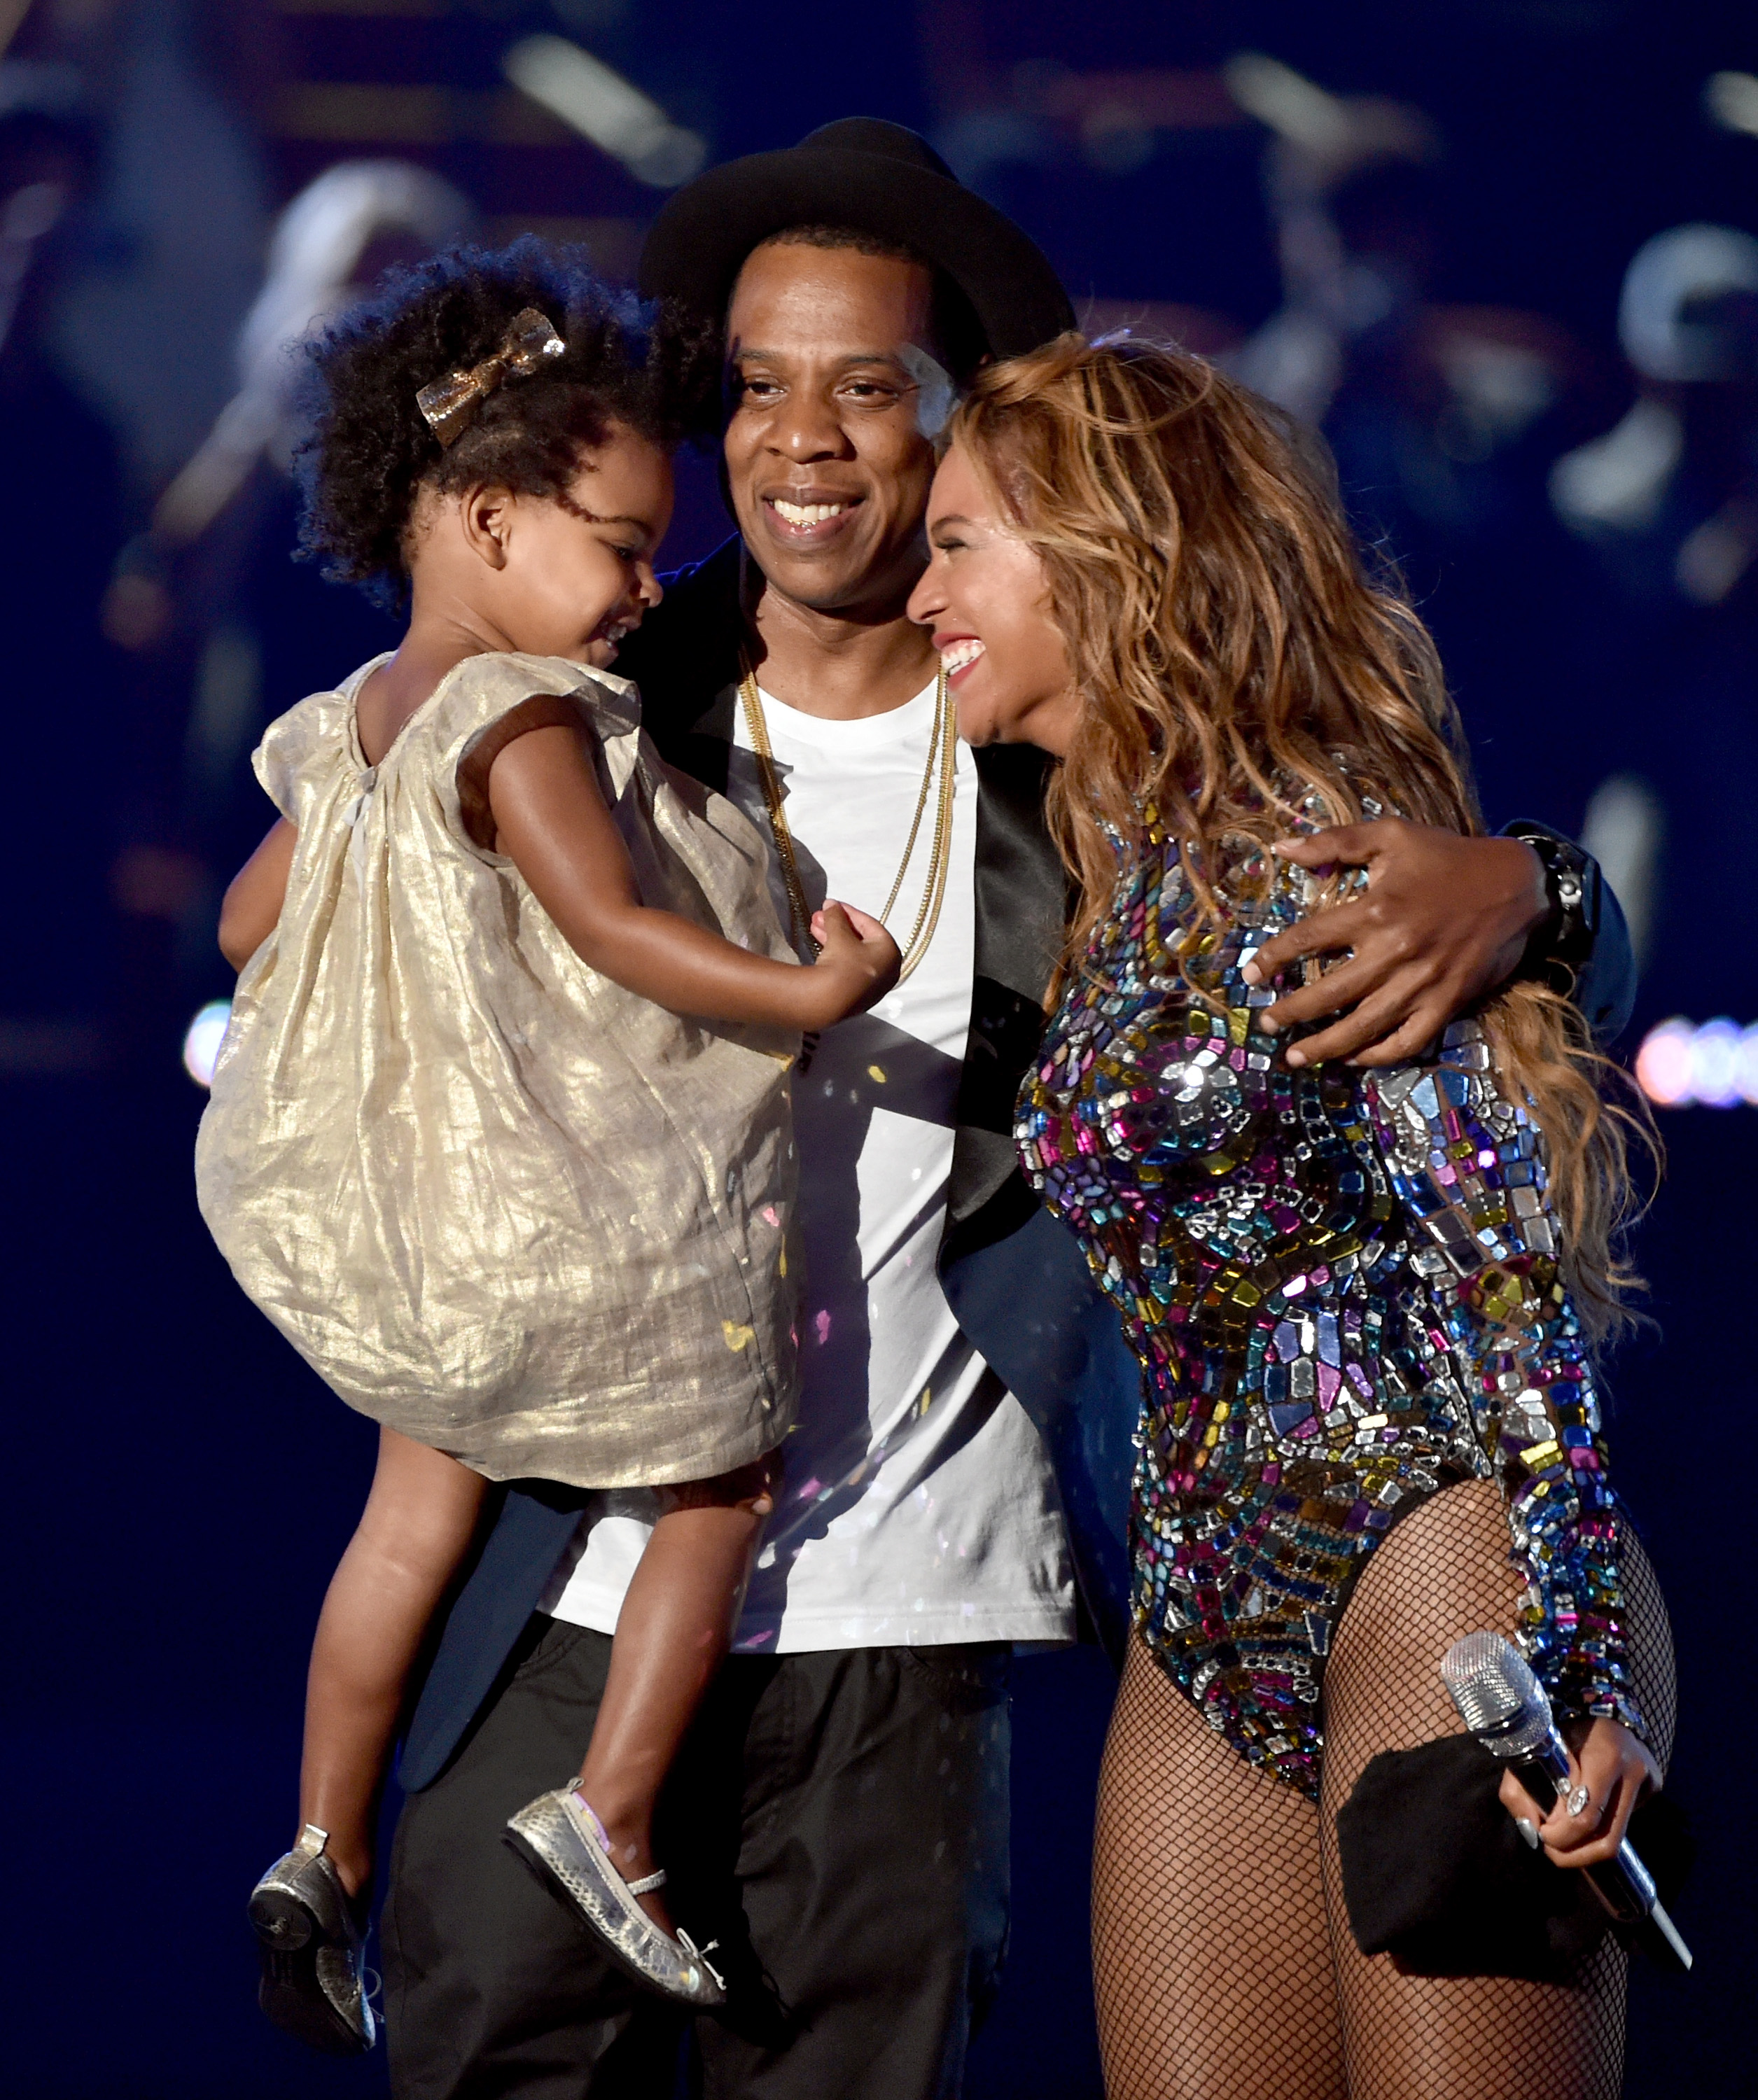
[459, 484, 515, 569]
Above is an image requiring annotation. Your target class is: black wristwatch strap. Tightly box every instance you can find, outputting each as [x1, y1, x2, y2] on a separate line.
[1504, 822, 1600, 976]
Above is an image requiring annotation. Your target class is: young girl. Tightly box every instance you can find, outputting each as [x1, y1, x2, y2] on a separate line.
[196, 244, 898, 2054]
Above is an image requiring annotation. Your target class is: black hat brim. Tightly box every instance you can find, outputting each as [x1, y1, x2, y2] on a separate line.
[639, 146, 1074, 361]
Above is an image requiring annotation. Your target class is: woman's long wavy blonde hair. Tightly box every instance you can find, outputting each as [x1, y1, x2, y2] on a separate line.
[945, 333, 1652, 1337]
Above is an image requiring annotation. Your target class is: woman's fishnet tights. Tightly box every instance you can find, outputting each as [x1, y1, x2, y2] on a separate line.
[1092, 1480, 1676, 2100]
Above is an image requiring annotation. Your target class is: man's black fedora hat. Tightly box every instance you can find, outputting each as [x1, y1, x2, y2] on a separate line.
[638, 116, 1074, 360]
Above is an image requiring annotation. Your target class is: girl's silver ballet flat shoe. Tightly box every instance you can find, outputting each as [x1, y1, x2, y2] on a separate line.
[503, 1785, 726, 2008]
[247, 1823, 376, 2055]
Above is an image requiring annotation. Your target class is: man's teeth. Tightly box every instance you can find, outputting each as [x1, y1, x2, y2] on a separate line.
[940, 638, 985, 674]
[771, 498, 849, 527]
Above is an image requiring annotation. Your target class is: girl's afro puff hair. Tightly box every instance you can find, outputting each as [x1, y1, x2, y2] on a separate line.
[295, 237, 719, 609]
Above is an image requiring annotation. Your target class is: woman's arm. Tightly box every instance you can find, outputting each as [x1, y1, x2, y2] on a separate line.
[219, 818, 297, 970]
[1365, 1034, 1656, 1869]
[485, 716, 898, 1032]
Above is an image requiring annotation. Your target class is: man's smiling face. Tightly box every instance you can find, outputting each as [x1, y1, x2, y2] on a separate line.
[723, 239, 949, 617]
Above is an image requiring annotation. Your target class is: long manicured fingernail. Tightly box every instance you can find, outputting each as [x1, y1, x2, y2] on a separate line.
[1241, 960, 1262, 985]
[1516, 1817, 1540, 1849]
[1285, 1047, 1307, 1068]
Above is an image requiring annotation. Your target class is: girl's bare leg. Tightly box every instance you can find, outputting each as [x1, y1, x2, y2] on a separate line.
[298, 1427, 487, 1897]
[571, 1455, 777, 1929]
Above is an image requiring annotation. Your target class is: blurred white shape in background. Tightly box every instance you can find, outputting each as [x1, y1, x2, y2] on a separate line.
[153, 161, 475, 544]
[1551, 226, 1758, 543]
[1635, 1017, 1758, 1109]
[1222, 53, 1437, 428]
[1618, 224, 1758, 384]
[182, 1000, 232, 1089]
[1579, 773, 1663, 970]
[0, 176, 69, 356]
[1548, 396, 1681, 532]
[1687, 1018, 1749, 1107]
[1633, 1018, 1694, 1107]
[1705, 71, 1758, 140]
[1222, 52, 1435, 180]
[503, 36, 704, 188]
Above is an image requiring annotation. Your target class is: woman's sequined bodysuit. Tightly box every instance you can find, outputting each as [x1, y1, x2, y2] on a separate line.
[1015, 816, 1644, 1795]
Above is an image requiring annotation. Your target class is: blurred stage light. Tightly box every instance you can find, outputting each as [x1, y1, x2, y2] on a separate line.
[503, 36, 705, 188]
[1635, 1016, 1758, 1107]
[1705, 71, 1758, 140]
[1579, 772, 1662, 968]
[1225, 52, 1355, 159]
[183, 1000, 232, 1090]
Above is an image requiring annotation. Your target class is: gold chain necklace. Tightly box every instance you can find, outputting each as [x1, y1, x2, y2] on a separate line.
[737, 661, 956, 985]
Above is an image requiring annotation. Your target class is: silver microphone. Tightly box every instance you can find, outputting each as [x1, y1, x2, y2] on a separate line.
[1441, 1632, 1691, 1972]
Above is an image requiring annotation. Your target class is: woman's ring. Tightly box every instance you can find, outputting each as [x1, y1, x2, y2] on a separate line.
[1567, 1784, 1591, 1818]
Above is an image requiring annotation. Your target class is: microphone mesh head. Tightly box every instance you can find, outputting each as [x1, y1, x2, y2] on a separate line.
[1440, 1631, 1553, 1755]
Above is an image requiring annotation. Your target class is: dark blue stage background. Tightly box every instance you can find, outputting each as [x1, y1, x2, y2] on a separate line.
[3, 3, 1748, 2093]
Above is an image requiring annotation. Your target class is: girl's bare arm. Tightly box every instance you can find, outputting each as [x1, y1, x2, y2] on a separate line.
[219, 818, 297, 970]
[484, 715, 898, 1032]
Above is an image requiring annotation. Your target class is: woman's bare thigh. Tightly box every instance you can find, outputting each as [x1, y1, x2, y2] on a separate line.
[1318, 1478, 1633, 2100]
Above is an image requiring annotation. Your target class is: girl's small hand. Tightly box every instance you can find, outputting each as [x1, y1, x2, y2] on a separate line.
[1499, 1716, 1659, 1870]
[806, 902, 902, 1022]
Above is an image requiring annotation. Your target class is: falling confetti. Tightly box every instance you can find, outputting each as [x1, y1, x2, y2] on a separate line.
[814, 1309, 832, 1345]
[722, 1320, 755, 1352]
[867, 1063, 887, 1083]
[761, 1204, 780, 1227]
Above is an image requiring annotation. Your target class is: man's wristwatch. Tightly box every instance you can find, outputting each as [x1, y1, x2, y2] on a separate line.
[1503, 822, 1600, 977]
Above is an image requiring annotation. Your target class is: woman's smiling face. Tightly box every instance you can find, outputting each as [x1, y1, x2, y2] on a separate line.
[907, 441, 1081, 757]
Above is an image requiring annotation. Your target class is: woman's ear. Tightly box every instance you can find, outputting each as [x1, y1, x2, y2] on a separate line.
[459, 484, 515, 570]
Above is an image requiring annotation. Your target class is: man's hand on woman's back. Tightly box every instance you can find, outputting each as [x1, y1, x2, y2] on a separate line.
[1242, 819, 1549, 1068]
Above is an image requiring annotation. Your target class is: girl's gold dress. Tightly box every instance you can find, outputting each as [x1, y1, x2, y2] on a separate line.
[197, 650, 799, 1488]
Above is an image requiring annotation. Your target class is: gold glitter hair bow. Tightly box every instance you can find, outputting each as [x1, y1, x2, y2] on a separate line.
[415, 307, 566, 447]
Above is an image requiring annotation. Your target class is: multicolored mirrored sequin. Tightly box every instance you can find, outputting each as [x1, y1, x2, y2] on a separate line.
[1015, 813, 1643, 1795]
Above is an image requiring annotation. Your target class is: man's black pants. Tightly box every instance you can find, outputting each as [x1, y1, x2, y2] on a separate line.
[382, 1618, 1012, 2099]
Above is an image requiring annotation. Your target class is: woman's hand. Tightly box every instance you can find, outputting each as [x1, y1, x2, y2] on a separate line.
[1498, 1716, 1660, 1870]
[1241, 820, 1549, 1067]
[802, 902, 902, 1026]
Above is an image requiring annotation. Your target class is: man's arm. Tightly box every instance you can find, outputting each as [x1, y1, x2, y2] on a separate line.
[1503, 820, 1635, 1044]
[1241, 818, 1630, 1068]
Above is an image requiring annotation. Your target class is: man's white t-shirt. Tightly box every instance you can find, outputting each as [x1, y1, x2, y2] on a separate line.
[541, 676, 1075, 1652]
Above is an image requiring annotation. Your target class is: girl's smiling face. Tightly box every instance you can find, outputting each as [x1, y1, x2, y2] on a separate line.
[907, 441, 1080, 757]
[427, 419, 674, 667]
